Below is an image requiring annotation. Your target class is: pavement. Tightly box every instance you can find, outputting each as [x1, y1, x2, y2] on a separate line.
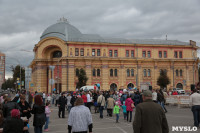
[28, 105, 199, 133]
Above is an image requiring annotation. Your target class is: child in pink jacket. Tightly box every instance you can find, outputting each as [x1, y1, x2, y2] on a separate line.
[44, 102, 51, 131]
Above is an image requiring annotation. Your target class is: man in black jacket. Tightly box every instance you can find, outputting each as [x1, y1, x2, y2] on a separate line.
[58, 92, 67, 118]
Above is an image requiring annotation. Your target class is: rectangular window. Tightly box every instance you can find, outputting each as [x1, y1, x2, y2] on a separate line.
[179, 51, 182, 58]
[92, 49, 95, 56]
[109, 50, 113, 57]
[126, 50, 129, 57]
[97, 49, 101, 56]
[142, 51, 146, 57]
[80, 48, 84, 56]
[164, 51, 167, 58]
[75, 48, 79, 56]
[114, 50, 118, 57]
[131, 50, 134, 57]
[147, 51, 151, 58]
[174, 51, 178, 58]
[159, 51, 162, 58]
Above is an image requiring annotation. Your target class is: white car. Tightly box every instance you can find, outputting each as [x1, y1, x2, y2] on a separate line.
[173, 88, 185, 94]
[80, 86, 98, 91]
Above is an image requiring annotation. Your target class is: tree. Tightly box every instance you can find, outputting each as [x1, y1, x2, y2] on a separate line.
[10, 65, 25, 89]
[157, 69, 170, 89]
[76, 68, 88, 89]
[1, 78, 14, 90]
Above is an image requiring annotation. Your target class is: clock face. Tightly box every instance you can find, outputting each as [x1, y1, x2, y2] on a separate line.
[53, 51, 62, 58]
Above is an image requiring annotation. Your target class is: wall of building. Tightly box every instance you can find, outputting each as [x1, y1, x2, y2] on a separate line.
[30, 37, 199, 93]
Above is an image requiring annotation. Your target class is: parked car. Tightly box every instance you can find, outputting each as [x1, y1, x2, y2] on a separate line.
[173, 88, 185, 94]
[80, 86, 98, 92]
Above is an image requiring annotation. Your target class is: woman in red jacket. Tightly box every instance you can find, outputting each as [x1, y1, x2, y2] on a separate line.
[81, 92, 87, 106]
[125, 95, 134, 122]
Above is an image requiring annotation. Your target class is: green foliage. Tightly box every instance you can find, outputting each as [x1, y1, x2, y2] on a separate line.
[157, 69, 170, 89]
[10, 65, 25, 85]
[1, 78, 14, 90]
[76, 68, 88, 89]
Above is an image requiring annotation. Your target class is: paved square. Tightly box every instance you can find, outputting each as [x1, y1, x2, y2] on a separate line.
[29, 105, 199, 133]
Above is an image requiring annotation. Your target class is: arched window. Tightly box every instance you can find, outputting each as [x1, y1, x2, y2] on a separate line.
[114, 69, 118, 77]
[110, 69, 113, 77]
[127, 69, 130, 77]
[93, 69, 96, 76]
[131, 69, 134, 77]
[148, 69, 151, 77]
[97, 69, 100, 77]
[176, 69, 179, 76]
[180, 69, 183, 77]
[52, 51, 62, 58]
[144, 69, 147, 77]
[76, 68, 79, 76]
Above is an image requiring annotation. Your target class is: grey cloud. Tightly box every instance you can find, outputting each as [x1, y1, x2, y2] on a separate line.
[0, 0, 200, 78]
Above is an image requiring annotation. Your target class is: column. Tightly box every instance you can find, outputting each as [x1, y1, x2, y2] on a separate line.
[85, 61, 92, 85]
[101, 61, 109, 90]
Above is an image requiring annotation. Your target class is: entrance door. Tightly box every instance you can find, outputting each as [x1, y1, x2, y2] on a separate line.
[110, 83, 117, 91]
[127, 83, 134, 89]
[176, 83, 183, 89]
[55, 83, 62, 93]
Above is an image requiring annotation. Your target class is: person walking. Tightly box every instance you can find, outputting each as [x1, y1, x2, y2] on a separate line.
[133, 90, 169, 133]
[68, 98, 93, 133]
[31, 95, 46, 133]
[190, 89, 200, 127]
[113, 102, 120, 123]
[97, 91, 105, 119]
[66, 93, 72, 113]
[81, 92, 87, 106]
[157, 89, 167, 113]
[58, 93, 67, 118]
[42, 92, 46, 104]
[55, 93, 60, 107]
[125, 95, 134, 122]
[93, 91, 98, 113]
[121, 101, 127, 120]
[107, 95, 115, 117]
[133, 91, 141, 106]
[52, 93, 56, 105]
[152, 89, 157, 103]
[44, 102, 51, 132]
[86, 91, 92, 111]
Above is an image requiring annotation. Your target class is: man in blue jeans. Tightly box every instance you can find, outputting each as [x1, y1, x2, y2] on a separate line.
[190, 89, 200, 127]
[97, 91, 105, 119]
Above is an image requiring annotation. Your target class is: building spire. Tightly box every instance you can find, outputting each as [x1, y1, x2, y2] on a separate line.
[57, 17, 68, 23]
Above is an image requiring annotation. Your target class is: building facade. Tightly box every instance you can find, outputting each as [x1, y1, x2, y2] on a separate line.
[0, 52, 5, 89]
[30, 19, 199, 93]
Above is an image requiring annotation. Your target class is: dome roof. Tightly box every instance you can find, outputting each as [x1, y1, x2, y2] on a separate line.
[40, 19, 82, 41]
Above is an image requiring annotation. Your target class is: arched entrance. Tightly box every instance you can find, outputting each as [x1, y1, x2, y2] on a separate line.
[176, 83, 183, 89]
[110, 83, 117, 91]
[127, 83, 134, 89]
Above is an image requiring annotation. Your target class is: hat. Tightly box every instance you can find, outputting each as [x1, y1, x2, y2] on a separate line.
[143, 90, 152, 97]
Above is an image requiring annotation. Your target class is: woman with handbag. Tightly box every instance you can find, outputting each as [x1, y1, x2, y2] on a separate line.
[18, 95, 32, 119]
[125, 95, 134, 122]
[31, 95, 45, 133]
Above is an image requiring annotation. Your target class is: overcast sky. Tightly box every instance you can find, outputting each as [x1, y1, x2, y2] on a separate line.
[0, 0, 200, 78]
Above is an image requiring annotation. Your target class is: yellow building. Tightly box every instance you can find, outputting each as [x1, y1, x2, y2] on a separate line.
[30, 18, 199, 93]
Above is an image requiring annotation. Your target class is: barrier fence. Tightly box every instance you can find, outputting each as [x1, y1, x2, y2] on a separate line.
[166, 95, 190, 107]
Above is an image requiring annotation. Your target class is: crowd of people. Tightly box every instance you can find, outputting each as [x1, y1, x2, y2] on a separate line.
[0, 87, 199, 133]
[45, 88, 170, 133]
